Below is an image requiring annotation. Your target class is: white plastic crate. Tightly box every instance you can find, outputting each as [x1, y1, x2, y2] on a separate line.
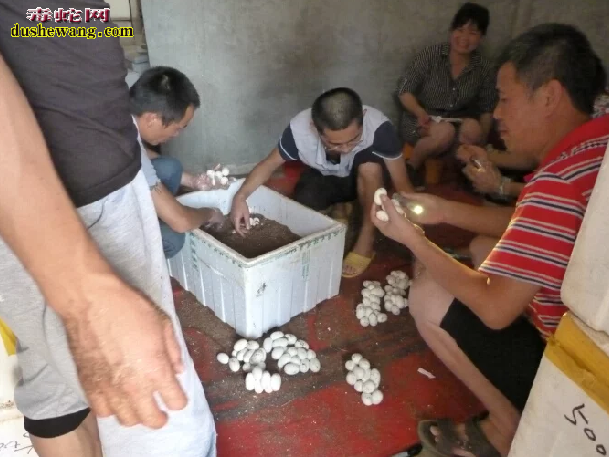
[509, 313, 609, 457]
[562, 142, 609, 334]
[168, 179, 346, 338]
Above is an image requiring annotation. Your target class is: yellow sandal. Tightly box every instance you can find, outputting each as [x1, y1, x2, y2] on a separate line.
[342, 251, 375, 278]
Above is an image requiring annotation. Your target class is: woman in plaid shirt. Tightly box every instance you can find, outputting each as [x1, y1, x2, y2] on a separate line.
[396, 2, 497, 183]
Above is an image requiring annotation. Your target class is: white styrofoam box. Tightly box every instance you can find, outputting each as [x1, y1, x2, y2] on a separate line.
[562, 141, 609, 334]
[509, 313, 609, 457]
[168, 179, 346, 338]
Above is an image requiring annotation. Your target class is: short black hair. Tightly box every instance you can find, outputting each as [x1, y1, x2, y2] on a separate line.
[130, 66, 200, 126]
[498, 24, 607, 115]
[451, 2, 490, 35]
[311, 87, 364, 132]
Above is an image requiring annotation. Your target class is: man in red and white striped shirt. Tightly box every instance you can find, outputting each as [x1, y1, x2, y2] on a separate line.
[480, 123, 609, 338]
[375, 24, 608, 457]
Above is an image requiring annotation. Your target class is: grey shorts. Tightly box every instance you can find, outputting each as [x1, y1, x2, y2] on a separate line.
[0, 171, 216, 457]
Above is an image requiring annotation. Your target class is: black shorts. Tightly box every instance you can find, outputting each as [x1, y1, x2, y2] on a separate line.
[24, 408, 91, 439]
[292, 153, 391, 211]
[440, 299, 545, 411]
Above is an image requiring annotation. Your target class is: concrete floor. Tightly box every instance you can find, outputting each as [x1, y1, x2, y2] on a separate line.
[172, 162, 485, 457]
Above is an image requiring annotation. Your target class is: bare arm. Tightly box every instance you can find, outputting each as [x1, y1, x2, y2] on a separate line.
[406, 231, 538, 329]
[231, 148, 286, 234]
[373, 198, 540, 329]
[235, 148, 286, 201]
[402, 192, 514, 238]
[488, 149, 537, 171]
[398, 93, 427, 119]
[151, 183, 220, 232]
[443, 200, 514, 238]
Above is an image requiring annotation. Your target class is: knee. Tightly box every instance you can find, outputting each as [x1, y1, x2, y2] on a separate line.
[459, 119, 483, 145]
[161, 226, 186, 259]
[408, 270, 453, 327]
[152, 157, 183, 191]
[430, 123, 457, 150]
[408, 275, 432, 324]
[357, 162, 383, 179]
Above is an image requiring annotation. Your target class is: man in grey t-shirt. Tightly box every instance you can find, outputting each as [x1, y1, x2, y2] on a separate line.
[0, 2, 216, 456]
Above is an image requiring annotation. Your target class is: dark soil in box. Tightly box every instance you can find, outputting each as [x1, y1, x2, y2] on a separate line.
[203, 213, 301, 259]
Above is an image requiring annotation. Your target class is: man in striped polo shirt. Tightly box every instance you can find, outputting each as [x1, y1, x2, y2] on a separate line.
[374, 25, 608, 457]
[231, 87, 414, 277]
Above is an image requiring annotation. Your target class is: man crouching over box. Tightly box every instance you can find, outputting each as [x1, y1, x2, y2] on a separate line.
[230, 87, 414, 278]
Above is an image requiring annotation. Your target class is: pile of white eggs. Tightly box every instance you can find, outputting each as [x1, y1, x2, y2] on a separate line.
[384, 271, 410, 316]
[355, 271, 410, 326]
[216, 331, 320, 395]
[245, 366, 281, 394]
[356, 281, 388, 327]
[205, 166, 231, 187]
[266, 331, 321, 376]
[249, 217, 261, 227]
[345, 353, 384, 406]
[384, 271, 409, 295]
[373, 188, 395, 221]
[216, 338, 267, 373]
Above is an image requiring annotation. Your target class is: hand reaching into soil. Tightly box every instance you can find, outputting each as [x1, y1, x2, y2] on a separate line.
[63, 276, 187, 429]
[230, 195, 250, 235]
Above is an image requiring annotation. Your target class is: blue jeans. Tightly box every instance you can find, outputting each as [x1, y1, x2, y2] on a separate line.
[151, 157, 186, 259]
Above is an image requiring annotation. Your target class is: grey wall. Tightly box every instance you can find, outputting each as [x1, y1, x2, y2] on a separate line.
[141, 0, 609, 173]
